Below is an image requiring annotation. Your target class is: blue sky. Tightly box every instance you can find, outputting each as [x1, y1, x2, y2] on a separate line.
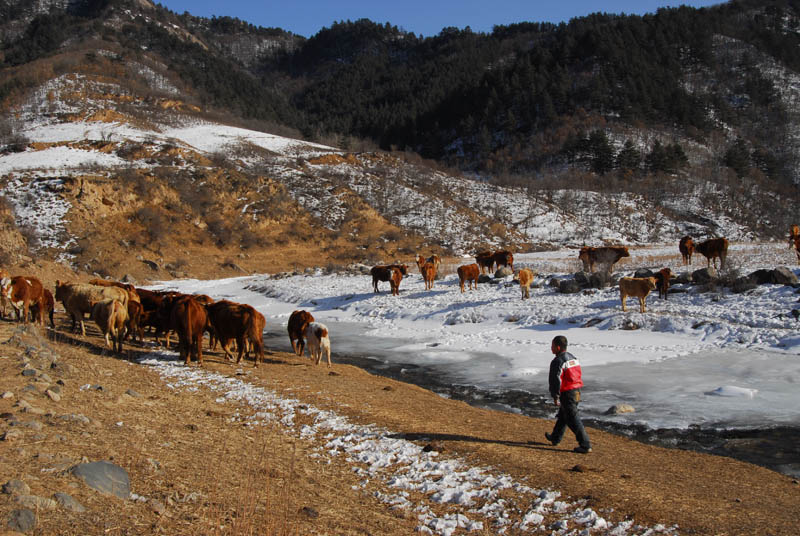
[156, 1, 725, 38]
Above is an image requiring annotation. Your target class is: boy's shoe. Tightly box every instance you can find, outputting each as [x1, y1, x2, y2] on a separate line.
[545, 432, 558, 445]
[573, 446, 592, 454]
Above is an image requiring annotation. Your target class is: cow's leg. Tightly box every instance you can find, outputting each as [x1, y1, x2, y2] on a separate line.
[195, 334, 203, 366]
[621, 294, 627, 312]
[639, 297, 645, 313]
[235, 336, 245, 364]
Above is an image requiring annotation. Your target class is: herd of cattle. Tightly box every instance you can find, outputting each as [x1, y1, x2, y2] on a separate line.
[0, 272, 331, 369]
[1, 228, 796, 366]
[371, 228, 800, 314]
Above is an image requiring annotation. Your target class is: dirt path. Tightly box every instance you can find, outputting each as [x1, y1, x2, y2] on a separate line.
[1, 316, 798, 535]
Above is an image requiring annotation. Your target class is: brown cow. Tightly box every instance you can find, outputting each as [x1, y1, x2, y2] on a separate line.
[125, 300, 144, 343]
[55, 281, 129, 336]
[2, 276, 45, 325]
[304, 321, 332, 367]
[695, 237, 729, 269]
[389, 266, 403, 296]
[91, 299, 128, 353]
[458, 263, 480, 293]
[371, 264, 408, 293]
[679, 236, 694, 266]
[89, 279, 140, 303]
[789, 225, 799, 248]
[475, 251, 494, 274]
[420, 262, 437, 290]
[171, 296, 208, 366]
[514, 268, 535, 299]
[579, 246, 630, 274]
[654, 268, 671, 300]
[287, 310, 315, 356]
[619, 277, 658, 313]
[493, 250, 514, 271]
[30, 288, 55, 329]
[206, 300, 265, 366]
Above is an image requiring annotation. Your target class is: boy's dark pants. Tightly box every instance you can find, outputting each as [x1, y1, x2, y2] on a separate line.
[550, 389, 591, 449]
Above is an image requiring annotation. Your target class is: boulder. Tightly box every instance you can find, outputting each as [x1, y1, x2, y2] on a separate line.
[494, 266, 513, 278]
[477, 274, 492, 284]
[634, 268, 655, 278]
[773, 267, 798, 286]
[71, 460, 130, 499]
[691, 267, 717, 284]
[7, 508, 36, 533]
[604, 404, 636, 415]
[558, 280, 582, 294]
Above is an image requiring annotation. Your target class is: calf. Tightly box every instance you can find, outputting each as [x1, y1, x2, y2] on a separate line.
[695, 237, 729, 269]
[654, 268, 671, 300]
[619, 277, 657, 313]
[288, 310, 315, 356]
[420, 262, 437, 290]
[30, 288, 55, 329]
[679, 236, 694, 266]
[457, 263, 480, 293]
[790, 224, 799, 248]
[304, 321, 331, 367]
[514, 268, 535, 299]
[3, 276, 45, 325]
[371, 264, 408, 293]
[389, 266, 403, 296]
[91, 299, 128, 353]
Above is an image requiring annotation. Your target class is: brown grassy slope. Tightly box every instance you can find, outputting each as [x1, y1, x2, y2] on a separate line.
[0, 314, 798, 535]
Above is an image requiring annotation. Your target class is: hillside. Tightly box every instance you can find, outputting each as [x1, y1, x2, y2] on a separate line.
[0, 0, 799, 279]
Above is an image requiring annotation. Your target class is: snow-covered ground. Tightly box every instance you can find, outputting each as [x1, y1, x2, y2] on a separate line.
[151, 242, 800, 433]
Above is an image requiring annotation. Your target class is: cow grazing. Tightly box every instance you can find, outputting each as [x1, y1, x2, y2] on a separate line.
[654, 268, 672, 300]
[579, 246, 630, 274]
[288, 310, 315, 356]
[790, 225, 799, 248]
[493, 250, 514, 271]
[304, 321, 331, 367]
[619, 277, 658, 313]
[371, 264, 408, 293]
[30, 288, 55, 329]
[475, 251, 494, 274]
[91, 299, 128, 353]
[514, 268, 535, 299]
[3, 276, 45, 325]
[695, 237, 729, 269]
[427, 254, 441, 270]
[457, 263, 480, 293]
[679, 236, 694, 266]
[420, 262, 437, 290]
[171, 296, 208, 366]
[206, 300, 265, 366]
[55, 281, 129, 336]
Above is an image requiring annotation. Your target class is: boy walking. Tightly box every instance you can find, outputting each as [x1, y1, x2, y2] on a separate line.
[545, 335, 592, 453]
